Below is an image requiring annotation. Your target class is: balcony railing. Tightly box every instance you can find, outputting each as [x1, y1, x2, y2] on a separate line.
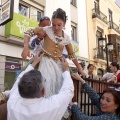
[93, 47, 106, 60]
[93, 47, 113, 62]
[108, 21, 120, 34]
[92, 8, 108, 24]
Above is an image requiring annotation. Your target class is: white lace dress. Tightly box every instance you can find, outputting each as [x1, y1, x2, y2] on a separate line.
[38, 26, 71, 97]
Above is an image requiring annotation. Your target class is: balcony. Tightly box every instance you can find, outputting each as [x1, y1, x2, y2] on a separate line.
[93, 47, 106, 60]
[108, 21, 120, 34]
[93, 47, 113, 62]
[92, 8, 108, 25]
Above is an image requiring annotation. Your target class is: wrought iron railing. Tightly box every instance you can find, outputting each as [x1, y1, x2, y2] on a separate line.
[93, 47, 115, 62]
[93, 47, 106, 60]
[108, 21, 120, 34]
[92, 8, 108, 24]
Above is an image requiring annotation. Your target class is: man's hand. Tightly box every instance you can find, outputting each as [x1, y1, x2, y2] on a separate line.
[37, 28, 46, 38]
[61, 57, 68, 72]
[21, 47, 31, 61]
[32, 51, 44, 68]
[71, 73, 85, 84]
[35, 37, 43, 45]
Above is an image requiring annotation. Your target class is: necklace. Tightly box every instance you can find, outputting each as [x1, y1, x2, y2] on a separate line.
[55, 35, 63, 43]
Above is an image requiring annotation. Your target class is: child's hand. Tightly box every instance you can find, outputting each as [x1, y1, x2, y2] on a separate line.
[71, 73, 81, 80]
[71, 73, 85, 84]
[21, 47, 31, 61]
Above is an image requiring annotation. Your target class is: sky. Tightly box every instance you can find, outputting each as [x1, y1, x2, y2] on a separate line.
[115, 0, 120, 8]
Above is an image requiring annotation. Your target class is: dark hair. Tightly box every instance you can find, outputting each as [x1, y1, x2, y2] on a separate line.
[52, 8, 67, 22]
[100, 88, 120, 116]
[40, 16, 50, 23]
[87, 64, 94, 69]
[18, 70, 44, 98]
[110, 62, 119, 70]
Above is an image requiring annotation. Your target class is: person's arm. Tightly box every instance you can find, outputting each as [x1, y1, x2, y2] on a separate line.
[50, 58, 74, 118]
[21, 27, 46, 61]
[21, 35, 31, 61]
[65, 43, 86, 78]
[71, 104, 112, 120]
[72, 59, 86, 78]
[107, 76, 117, 83]
[71, 73, 100, 108]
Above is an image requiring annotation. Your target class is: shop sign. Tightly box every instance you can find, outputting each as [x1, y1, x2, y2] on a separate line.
[5, 62, 21, 71]
[5, 12, 39, 38]
[0, 0, 14, 26]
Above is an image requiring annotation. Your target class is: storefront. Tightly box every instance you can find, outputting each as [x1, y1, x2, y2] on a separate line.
[5, 59, 21, 90]
[0, 12, 38, 91]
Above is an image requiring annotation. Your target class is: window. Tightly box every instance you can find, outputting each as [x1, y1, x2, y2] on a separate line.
[96, 28, 105, 59]
[37, 11, 41, 22]
[30, 7, 42, 22]
[108, 9, 113, 29]
[94, 0, 100, 14]
[71, 25, 77, 41]
[19, 3, 28, 16]
[19, 3, 43, 22]
[96, 27, 103, 47]
[70, 0, 76, 6]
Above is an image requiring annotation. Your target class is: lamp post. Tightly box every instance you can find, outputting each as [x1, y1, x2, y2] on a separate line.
[98, 35, 113, 72]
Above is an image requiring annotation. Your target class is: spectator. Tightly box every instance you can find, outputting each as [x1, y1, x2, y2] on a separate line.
[86, 64, 98, 80]
[102, 62, 120, 83]
[70, 73, 120, 120]
[7, 52, 74, 120]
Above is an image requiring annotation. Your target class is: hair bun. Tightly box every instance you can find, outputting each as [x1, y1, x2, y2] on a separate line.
[52, 8, 67, 22]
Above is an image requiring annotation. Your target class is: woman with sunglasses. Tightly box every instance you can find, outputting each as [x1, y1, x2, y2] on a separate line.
[21, 8, 85, 98]
[70, 73, 120, 120]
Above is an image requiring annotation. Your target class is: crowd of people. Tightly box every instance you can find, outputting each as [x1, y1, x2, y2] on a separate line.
[0, 7, 120, 120]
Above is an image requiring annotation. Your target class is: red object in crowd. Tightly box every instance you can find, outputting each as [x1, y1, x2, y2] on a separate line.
[117, 73, 120, 82]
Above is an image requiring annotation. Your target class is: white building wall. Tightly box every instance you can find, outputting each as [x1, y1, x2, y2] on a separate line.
[14, 0, 19, 13]
[77, 0, 89, 59]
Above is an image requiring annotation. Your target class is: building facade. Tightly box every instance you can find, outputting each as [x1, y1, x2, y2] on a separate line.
[85, 0, 120, 79]
[0, 0, 89, 91]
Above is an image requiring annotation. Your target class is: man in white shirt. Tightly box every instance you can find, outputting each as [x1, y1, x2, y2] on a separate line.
[7, 52, 74, 120]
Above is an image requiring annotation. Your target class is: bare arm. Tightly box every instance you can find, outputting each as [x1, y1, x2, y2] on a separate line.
[72, 59, 86, 78]
[21, 35, 31, 61]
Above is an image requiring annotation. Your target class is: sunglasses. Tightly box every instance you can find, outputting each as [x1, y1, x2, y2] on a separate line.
[109, 86, 120, 91]
[40, 16, 50, 22]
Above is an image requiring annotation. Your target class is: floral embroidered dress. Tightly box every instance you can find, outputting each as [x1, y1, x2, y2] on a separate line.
[71, 83, 120, 120]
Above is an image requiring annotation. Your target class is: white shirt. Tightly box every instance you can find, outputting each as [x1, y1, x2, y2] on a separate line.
[7, 65, 74, 120]
[102, 72, 113, 80]
[29, 35, 44, 56]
